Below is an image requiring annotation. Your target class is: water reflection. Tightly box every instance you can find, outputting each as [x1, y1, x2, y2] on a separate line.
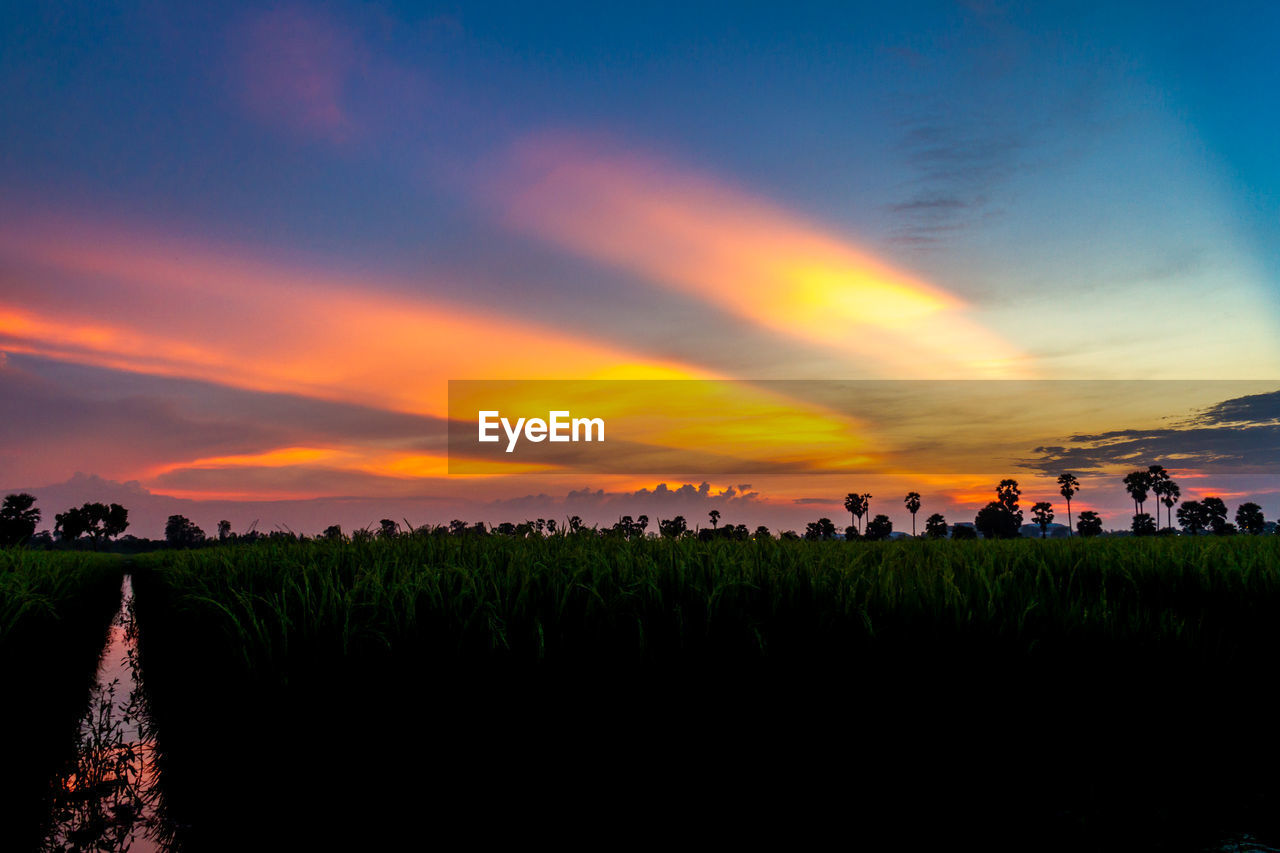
[44, 576, 170, 852]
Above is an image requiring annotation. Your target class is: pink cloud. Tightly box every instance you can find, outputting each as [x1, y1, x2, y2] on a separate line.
[231, 5, 363, 141]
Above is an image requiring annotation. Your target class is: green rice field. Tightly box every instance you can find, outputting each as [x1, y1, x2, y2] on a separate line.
[10, 535, 1280, 849]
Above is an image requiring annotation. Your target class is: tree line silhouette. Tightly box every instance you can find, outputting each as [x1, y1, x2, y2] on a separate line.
[0, 464, 1274, 549]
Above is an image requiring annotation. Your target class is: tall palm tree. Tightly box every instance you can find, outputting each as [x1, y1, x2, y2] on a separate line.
[844, 492, 871, 534]
[1122, 470, 1152, 517]
[844, 493, 864, 533]
[1159, 481, 1181, 531]
[1146, 466, 1171, 529]
[1057, 474, 1079, 537]
[904, 492, 921, 537]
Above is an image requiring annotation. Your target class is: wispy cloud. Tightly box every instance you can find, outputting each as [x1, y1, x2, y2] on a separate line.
[482, 132, 1028, 377]
[0, 214, 699, 420]
[1021, 389, 1280, 475]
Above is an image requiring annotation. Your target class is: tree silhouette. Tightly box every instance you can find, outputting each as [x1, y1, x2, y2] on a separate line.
[865, 514, 893, 541]
[165, 514, 205, 548]
[975, 502, 1020, 539]
[1157, 480, 1181, 532]
[103, 504, 128, 543]
[951, 524, 978, 540]
[804, 518, 837, 541]
[1030, 502, 1054, 538]
[708, 509, 720, 529]
[54, 502, 129, 548]
[568, 516, 583, 534]
[1236, 502, 1265, 535]
[1056, 474, 1079, 536]
[754, 525, 771, 540]
[378, 519, 399, 539]
[217, 520, 232, 541]
[0, 493, 41, 546]
[547, 518, 559, 535]
[1201, 497, 1234, 535]
[1122, 470, 1152, 517]
[1131, 513, 1156, 537]
[1076, 510, 1103, 537]
[321, 524, 344, 541]
[844, 493, 869, 534]
[975, 480, 1023, 539]
[996, 480, 1021, 516]
[1176, 501, 1208, 535]
[659, 516, 687, 538]
[904, 492, 921, 537]
[1146, 466, 1171, 529]
[924, 513, 948, 539]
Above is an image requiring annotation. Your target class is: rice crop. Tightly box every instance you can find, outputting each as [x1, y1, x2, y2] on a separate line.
[0, 550, 124, 848]
[127, 535, 1280, 849]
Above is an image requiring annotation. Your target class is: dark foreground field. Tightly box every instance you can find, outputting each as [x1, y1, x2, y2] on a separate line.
[0, 551, 124, 850]
[10, 536, 1280, 849]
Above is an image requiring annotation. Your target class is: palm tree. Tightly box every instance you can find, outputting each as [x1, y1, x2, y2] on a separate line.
[904, 492, 921, 537]
[1056, 474, 1079, 537]
[1147, 466, 1171, 529]
[709, 509, 720, 529]
[1158, 481, 1180, 531]
[1122, 470, 1152, 517]
[844, 493, 869, 534]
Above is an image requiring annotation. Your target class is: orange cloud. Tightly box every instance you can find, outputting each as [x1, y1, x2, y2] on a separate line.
[486, 133, 1029, 378]
[0, 218, 703, 419]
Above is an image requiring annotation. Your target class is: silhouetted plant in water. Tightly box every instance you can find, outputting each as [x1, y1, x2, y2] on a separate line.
[44, 583, 167, 851]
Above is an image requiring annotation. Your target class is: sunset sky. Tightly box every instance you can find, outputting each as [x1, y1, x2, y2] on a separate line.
[3, 1, 1278, 536]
